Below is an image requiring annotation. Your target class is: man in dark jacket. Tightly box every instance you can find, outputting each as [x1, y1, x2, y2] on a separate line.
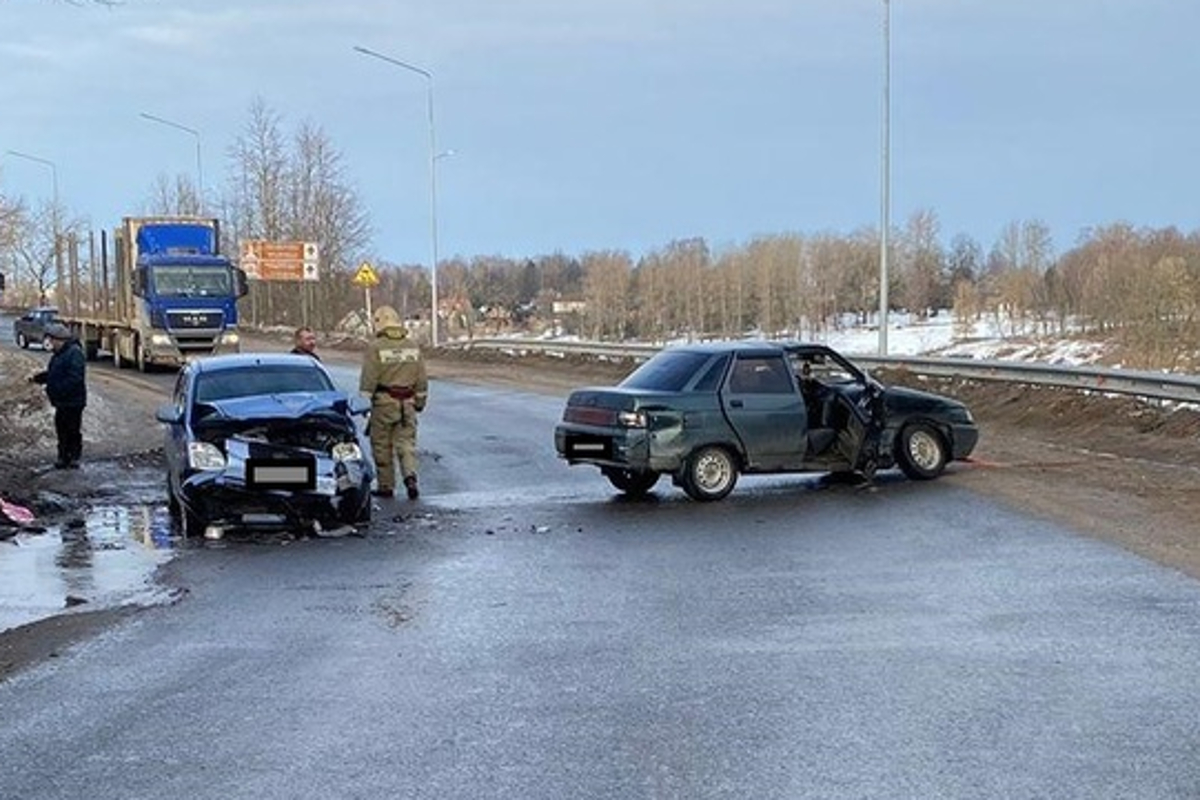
[30, 322, 87, 469]
[289, 326, 320, 360]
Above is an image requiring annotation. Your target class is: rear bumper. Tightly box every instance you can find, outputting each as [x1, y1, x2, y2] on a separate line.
[556, 424, 647, 467]
[554, 424, 687, 473]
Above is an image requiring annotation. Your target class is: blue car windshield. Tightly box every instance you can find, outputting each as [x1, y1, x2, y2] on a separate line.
[620, 350, 715, 392]
[194, 366, 334, 403]
[152, 266, 232, 297]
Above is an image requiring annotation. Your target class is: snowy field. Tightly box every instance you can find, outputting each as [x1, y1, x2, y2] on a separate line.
[523, 311, 1112, 367]
[815, 312, 1109, 366]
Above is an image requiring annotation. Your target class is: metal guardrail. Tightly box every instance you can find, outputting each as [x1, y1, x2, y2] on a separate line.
[451, 337, 1200, 405]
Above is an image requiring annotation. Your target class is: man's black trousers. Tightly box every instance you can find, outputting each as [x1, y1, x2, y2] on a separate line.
[54, 405, 83, 465]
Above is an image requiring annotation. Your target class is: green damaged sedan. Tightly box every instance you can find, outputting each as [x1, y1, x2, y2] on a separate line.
[554, 341, 979, 501]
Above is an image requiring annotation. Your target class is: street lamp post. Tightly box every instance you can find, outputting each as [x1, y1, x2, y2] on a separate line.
[354, 45, 443, 346]
[5, 149, 60, 304]
[879, 0, 891, 356]
[5, 149, 59, 214]
[139, 112, 204, 211]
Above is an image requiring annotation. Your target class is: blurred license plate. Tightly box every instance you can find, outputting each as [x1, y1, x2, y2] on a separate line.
[566, 436, 611, 459]
[246, 458, 315, 490]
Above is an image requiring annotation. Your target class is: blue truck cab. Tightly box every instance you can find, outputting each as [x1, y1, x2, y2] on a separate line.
[104, 217, 249, 370]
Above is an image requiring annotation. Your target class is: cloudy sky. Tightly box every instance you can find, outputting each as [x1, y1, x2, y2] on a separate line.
[1, 0, 1197, 266]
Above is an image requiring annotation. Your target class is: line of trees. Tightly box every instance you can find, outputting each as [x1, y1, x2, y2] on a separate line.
[431, 218, 1200, 371]
[2, 99, 1198, 370]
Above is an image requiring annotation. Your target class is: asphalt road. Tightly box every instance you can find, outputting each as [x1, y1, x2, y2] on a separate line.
[2, 355, 1200, 799]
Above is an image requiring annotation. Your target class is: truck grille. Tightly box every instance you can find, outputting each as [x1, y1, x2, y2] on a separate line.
[166, 310, 224, 330]
[175, 334, 220, 352]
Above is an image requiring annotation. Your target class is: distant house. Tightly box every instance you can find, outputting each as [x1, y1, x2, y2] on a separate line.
[552, 300, 587, 314]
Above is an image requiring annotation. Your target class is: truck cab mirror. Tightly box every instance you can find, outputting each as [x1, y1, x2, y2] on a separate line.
[233, 268, 249, 298]
[133, 266, 149, 298]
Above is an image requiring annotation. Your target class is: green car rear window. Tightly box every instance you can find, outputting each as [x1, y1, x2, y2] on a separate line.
[621, 351, 725, 392]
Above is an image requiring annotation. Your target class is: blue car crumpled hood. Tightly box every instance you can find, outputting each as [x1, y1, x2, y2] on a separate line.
[182, 390, 374, 528]
[198, 391, 357, 421]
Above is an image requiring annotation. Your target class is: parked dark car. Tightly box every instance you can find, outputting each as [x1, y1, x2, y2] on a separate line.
[12, 307, 60, 349]
[554, 341, 979, 501]
[155, 353, 375, 537]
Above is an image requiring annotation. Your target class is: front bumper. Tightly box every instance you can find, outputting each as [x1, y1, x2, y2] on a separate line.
[146, 330, 241, 366]
[950, 423, 980, 460]
[180, 454, 372, 530]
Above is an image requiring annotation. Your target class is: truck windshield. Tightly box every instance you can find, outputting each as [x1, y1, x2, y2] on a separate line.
[152, 266, 232, 297]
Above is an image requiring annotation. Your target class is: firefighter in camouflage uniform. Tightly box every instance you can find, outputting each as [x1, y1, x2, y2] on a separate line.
[359, 306, 428, 499]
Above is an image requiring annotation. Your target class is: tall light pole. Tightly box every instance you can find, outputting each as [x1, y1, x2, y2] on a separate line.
[139, 111, 204, 211]
[5, 149, 59, 214]
[5, 149, 60, 304]
[354, 44, 443, 346]
[878, 0, 891, 355]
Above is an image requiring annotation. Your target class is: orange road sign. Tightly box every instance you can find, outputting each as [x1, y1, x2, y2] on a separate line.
[240, 240, 320, 282]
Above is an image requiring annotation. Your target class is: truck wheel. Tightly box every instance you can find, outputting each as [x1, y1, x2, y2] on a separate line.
[135, 336, 148, 372]
[602, 467, 660, 497]
[15, 332, 28, 349]
[896, 423, 948, 480]
[680, 445, 738, 502]
[112, 341, 126, 369]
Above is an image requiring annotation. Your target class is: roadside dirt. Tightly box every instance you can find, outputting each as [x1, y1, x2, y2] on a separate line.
[1, 336, 1198, 681]
[0, 346, 161, 515]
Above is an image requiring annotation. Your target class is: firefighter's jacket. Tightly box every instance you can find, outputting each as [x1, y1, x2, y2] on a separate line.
[359, 325, 428, 420]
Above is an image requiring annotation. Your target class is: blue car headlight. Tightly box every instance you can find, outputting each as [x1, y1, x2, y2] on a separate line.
[188, 441, 227, 470]
[331, 442, 364, 462]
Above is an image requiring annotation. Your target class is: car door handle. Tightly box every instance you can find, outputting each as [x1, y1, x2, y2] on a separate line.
[730, 399, 744, 408]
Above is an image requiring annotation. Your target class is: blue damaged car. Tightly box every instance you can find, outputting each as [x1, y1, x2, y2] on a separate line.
[155, 353, 374, 537]
[554, 341, 979, 501]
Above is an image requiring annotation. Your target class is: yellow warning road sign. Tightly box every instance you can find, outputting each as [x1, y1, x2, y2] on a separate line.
[353, 261, 379, 287]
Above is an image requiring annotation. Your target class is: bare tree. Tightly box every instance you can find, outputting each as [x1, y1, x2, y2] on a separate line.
[8, 202, 60, 304]
[221, 99, 370, 330]
[580, 250, 633, 339]
[286, 120, 371, 330]
[226, 98, 290, 326]
[143, 173, 202, 216]
[900, 209, 944, 318]
[946, 234, 982, 293]
[0, 191, 21, 250]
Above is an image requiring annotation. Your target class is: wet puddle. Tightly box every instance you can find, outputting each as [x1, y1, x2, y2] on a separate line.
[0, 503, 180, 633]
